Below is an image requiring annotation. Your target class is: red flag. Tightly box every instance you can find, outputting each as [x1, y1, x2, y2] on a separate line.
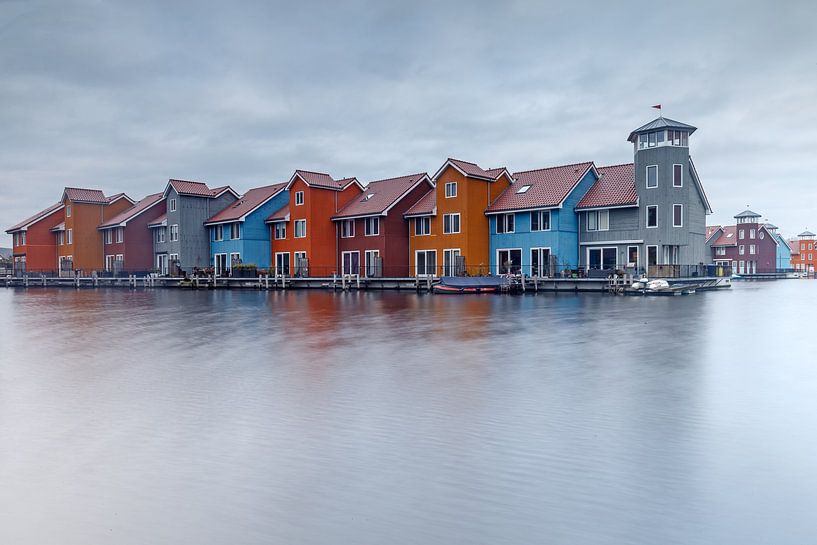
[652, 104, 662, 110]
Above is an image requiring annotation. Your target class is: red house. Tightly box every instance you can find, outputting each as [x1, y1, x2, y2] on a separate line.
[332, 173, 434, 277]
[97, 193, 165, 273]
[5, 202, 65, 274]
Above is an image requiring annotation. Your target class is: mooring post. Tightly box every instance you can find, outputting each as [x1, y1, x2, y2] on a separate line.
[427, 275, 431, 292]
[356, 274, 360, 290]
[521, 274, 526, 292]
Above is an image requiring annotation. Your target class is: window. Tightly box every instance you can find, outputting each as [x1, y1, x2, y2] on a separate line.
[342, 251, 360, 275]
[67, 229, 73, 244]
[415, 217, 431, 236]
[274, 222, 286, 240]
[531, 210, 551, 231]
[739, 245, 745, 255]
[750, 229, 756, 239]
[673, 164, 683, 187]
[115, 228, 123, 243]
[230, 252, 241, 267]
[648, 131, 656, 147]
[169, 253, 179, 264]
[105, 230, 113, 244]
[750, 244, 756, 255]
[365, 217, 379, 236]
[516, 185, 531, 194]
[116, 254, 123, 264]
[66, 205, 72, 217]
[230, 223, 240, 240]
[57, 232, 64, 245]
[445, 182, 457, 198]
[646, 165, 658, 188]
[443, 249, 461, 276]
[275, 252, 290, 276]
[295, 191, 304, 205]
[156, 228, 166, 243]
[673, 204, 683, 227]
[169, 198, 177, 212]
[340, 219, 355, 238]
[364, 250, 381, 277]
[587, 210, 609, 231]
[416, 250, 437, 276]
[759, 231, 765, 240]
[627, 246, 639, 267]
[443, 213, 460, 234]
[646, 206, 658, 228]
[497, 249, 522, 275]
[531, 248, 551, 277]
[294, 219, 306, 238]
[639, 134, 648, 149]
[496, 213, 515, 234]
[170, 224, 179, 242]
[715, 246, 726, 256]
[214, 225, 223, 241]
[294, 251, 307, 276]
[739, 230, 745, 239]
[105, 254, 115, 271]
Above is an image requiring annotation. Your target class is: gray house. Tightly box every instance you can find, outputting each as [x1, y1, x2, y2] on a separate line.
[149, 179, 239, 274]
[575, 117, 712, 271]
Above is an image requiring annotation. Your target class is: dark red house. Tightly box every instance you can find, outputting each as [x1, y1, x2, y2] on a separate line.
[97, 193, 165, 273]
[706, 209, 778, 275]
[332, 173, 434, 277]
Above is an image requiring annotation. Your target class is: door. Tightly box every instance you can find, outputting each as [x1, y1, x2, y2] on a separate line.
[588, 248, 602, 270]
[157, 254, 168, 275]
[214, 254, 227, 276]
[275, 253, 290, 276]
[342, 251, 360, 275]
[294, 252, 308, 277]
[364, 250, 380, 277]
[497, 249, 521, 275]
[647, 246, 658, 267]
[443, 249, 461, 276]
[531, 248, 551, 277]
[416, 250, 436, 276]
[602, 248, 617, 270]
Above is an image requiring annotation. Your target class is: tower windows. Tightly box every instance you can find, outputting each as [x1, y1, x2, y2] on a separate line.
[646, 165, 658, 188]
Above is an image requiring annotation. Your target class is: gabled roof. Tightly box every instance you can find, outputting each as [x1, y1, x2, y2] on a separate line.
[799, 230, 816, 238]
[98, 193, 164, 229]
[333, 173, 432, 220]
[6, 202, 64, 233]
[734, 209, 761, 219]
[403, 189, 436, 218]
[575, 163, 638, 210]
[627, 117, 697, 142]
[789, 239, 801, 254]
[106, 192, 134, 205]
[487, 162, 595, 214]
[265, 204, 290, 223]
[147, 214, 167, 228]
[62, 187, 131, 205]
[286, 170, 363, 191]
[205, 183, 287, 225]
[432, 158, 509, 182]
[706, 225, 722, 242]
[163, 179, 239, 199]
[764, 223, 778, 230]
[712, 225, 738, 247]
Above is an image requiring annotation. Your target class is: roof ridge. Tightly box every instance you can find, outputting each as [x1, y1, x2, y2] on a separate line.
[447, 157, 481, 167]
[597, 162, 634, 169]
[513, 161, 594, 175]
[367, 173, 426, 185]
[295, 169, 333, 177]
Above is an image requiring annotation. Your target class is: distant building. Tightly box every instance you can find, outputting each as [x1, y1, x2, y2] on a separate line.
[763, 223, 791, 271]
[788, 237, 801, 270]
[705, 210, 778, 274]
[793, 231, 816, 273]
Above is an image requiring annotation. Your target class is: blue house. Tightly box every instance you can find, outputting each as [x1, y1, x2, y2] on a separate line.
[765, 223, 792, 270]
[486, 162, 599, 275]
[204, 183, 288, 275]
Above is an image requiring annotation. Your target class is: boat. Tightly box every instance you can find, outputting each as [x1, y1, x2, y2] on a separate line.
[624, 278, 699, 296]
[432, 276, 506, 294]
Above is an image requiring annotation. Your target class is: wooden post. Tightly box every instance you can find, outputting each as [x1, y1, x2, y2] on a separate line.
[356, 274, 360, 290]
[521, 274, 526, 292]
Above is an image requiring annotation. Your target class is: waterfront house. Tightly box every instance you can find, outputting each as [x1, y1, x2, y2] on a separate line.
[267, 170, 363, 276]
[97, 193, 165, 274]
[705, 210, 778, 274]
[763, 224, 791, 271]
[794, 230, 816, 273]
[204, 183, 288, 275]
[149, 179, 239, 275]
[5, 202, 64, 274]
[405, 158, 512, 276]
[486, 162, 598, 275]
[55, 188, 134, 275]
[576, 117, 712, 272]
[788, 238, 801, 271]
[332, 173, 434, 277]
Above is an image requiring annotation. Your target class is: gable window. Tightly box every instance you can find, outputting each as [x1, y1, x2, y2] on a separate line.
[294, 219, 306, 238]
[531, 210, 551, 231]
[214, 225, 223, 241]
[105, 230, 113, 244]
[646, 206, 658, 228]
[170, 224, 179, 242]
[646, 165, 658, 188]
[673, 204, 683, 227]
[759, 231, 765, 240]
[443, 213, 460, 234]
[673, 164, 683, 187]
[66, 205, 72, 217]
[340, 219, 355, 238]
[415, 217, 431, 236]
[156, 228, 166, 243]
[295, 191, 304, 206]
[496, 213, 515, 234]
[445, 182, 457, 198]
[169, 198, 177, 212]
[365, 217, 380, 236]
[274, 222, 286, 240]
[587, 210, 609, 231]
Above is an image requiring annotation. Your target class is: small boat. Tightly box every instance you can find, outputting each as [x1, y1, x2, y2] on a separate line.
[432, 276, 506, 294]
[625, 278, 699, 296]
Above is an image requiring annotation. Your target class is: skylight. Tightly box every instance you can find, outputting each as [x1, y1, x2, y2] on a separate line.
[361, 193, 375, 202]
[516, 185, 532, 194]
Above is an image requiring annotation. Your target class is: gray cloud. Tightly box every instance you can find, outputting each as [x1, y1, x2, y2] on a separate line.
[2, 0, 816, 244]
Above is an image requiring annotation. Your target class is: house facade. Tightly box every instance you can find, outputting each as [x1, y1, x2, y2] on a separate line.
[204, 183, 288, 275]
[706, 210, 778, 274]
[793, 231, 816, 273]
[5, 202, 64, 274]
[56, 188, 134, 274]
[332, 173, 434, 277]
[97, 193, 165, 274]
[487, 162, 598, 275]
[149, 179, 239, 275]
[405, 158, 511, 277]
[576, 117, 712, 271]
[267, 170, 363, 277]
[763, 224, 791, 271]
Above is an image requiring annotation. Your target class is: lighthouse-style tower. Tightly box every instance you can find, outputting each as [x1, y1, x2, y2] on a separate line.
[627, 117, 711, 267]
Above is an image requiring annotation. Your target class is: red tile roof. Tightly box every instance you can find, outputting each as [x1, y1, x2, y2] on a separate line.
[147, 213, 167, 227]
[706, 225, 722, 241]
[575, 163, 637, 210]
[487, 162, 594, 213]
[403, 189, 436, 217]
[98, 193, 164, 229]
[265, 204, 290, 223]
[205, 183, 287, 224]
[6, 202, 64, 233]
[168, 179, 223, 197]
[290, 170, 360, 190]
[333, 173, 431, 219]
[711, 225, 737, 246]
[106, 192, 133, 204]
[789, 239, 800, 255]
[63, 187, 109, 204]
[436, 158, 509, 182]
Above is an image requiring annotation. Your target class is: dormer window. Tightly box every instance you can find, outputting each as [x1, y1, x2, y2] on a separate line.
[516, 185, 532, 194]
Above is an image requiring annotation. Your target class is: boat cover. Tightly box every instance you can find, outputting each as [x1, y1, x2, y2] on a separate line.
[438, 276, 506, 288]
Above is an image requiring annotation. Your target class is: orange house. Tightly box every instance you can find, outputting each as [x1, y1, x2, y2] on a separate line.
[405, 158, 512, 276]
[5, 202, 65, 274]
[266, 170, 363, 277]
[55, 188, 134, 274]
[795, 230, 816, 274]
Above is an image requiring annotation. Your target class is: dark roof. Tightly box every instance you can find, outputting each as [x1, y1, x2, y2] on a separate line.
[265, 204, 290, 223]
[403, 189, 436, 217]
[205, 183, 286, 225]
[712, 225, 738, 247]
[799, 230, 816, 237]
[575, 163, 638, 210]
[734, 209, 762, 219]
[147, 214, 167, 228]
[706, 225, 722, 242]
[627, 117, 697, 142]
[98, 193, 164, 229]
[487, 162, 595, 213]
[434, 158, 508, 182]
[333, 173, 431, 219]
[167, 179, 231, 197]
[6, 202, 64, 233]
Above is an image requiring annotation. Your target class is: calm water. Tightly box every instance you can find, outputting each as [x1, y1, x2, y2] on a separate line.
[1, 282, 816, 544]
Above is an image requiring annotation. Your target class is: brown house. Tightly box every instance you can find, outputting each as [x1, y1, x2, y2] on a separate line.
[97, 193, 165, 274]
[5, 202, 65, 274]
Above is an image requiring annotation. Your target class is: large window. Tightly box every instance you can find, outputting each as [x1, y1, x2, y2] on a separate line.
[105, 230, 112, 244]
[416, 250, 437, 276]
[274, 222, 286, 240]
[646, 206, 658, 228]
[415, 217, 431, 236]
[230, 223, 240, 240]
[342, 251, 360, 275]
[443, 213, 460, 234]
[365, 217, 379, 236]
[531, 248, 551, 277]
[169, 198, 177, 212]
[497, 249, 521, 275]
[673, 204, 683, 227]
[587, 210, 609, 231]
[295, 191, 304, 205]
[445, 182, 457, 198]
[365, 250, 381, 277]
[588, 247, 617, 270]
[646, 165, 658, 188]
[156, 228, 166, 243]
[340, 219, 355, 238]
[67, 229, 73, 244]
[170, 224, 179, 241]
[531, 210, 551, 231]
[443, 249, 461, 276]
[496, 213, 515, 234]
[275, 252, 290, 276]
[294, 220, 306, 238]
[673, 164, 683, 187]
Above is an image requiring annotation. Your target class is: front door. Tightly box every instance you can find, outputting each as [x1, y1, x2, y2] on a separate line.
[342, 251, 360, 275]
[214, 254, 227, 276]
[497, 249, 521, 275]
[443, 249, 461, 276]
[364, 250, 380, 277]
[647, 246, 658, 267]
[275, 253, 290, 276]
[157, 254, 168, 275]
[531, 248, 551, 277]
[602, 248, 617, 270]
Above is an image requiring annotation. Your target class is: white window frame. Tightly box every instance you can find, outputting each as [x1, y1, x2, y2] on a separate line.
[115, 227, 123, 243]
[739, 230, 745, 239]
[496, 213, 515, 234]
[749, 228, 756, 239]
[445, 182, 457, 198]
[673, 204, 683, 227]
[646, 165, 658, 189]
[67, 229, 73, 244]
[364, 249, 380, 277]
[531, 210, 551, 232]
[66, 205, 72, 217]
[274, 252, 290, 276]
[214, 253, 228, 276]
[739, 245, 745, 255]
[170, 224, 179, 242]
[156, 228, 166, 244]
[749, 244, 756, 255]
[530, 247, 551, 277]
[295, 191, 304, 206]
[105, 230, 112, 244]
[587, 210, 609, 231]
[673, 164, 683, 187]
[230, 252, 241, 267]
[415, 249, 437, 277]
[105, 254, 115, 271]
[214, 225, 223, 241]
[443, 248, 461, 276]
[626, 245, 639, 268]
[646, 206, 658, 229]
[340, 219, 355, 238]
[230, 223, 240, 240]
[364, 217, 380, 236]
[414, 216, 431, 236]
[342, 250, 360, 275]
[443, 213, 460, 234]
[273, 222, 286, 240]
[586, 247, 618, 270]
[169, 198, 177, 212]
[294, 219, 307, 238]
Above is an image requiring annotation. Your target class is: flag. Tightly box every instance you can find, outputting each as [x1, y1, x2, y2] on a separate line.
[652, 104, 662, 110]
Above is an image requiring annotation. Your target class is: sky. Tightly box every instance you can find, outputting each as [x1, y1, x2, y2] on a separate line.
[1, 0, 816, 246]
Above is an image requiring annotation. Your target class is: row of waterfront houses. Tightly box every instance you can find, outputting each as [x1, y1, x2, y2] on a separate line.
[7, 116, 713, 278]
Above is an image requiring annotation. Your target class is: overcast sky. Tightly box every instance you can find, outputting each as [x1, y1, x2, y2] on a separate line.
[2, 0, 816, 245]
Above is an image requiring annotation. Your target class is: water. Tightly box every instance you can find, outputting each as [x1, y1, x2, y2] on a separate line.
[1, 282, 816, 545]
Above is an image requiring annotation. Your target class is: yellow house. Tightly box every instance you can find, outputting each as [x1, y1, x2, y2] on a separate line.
[405, 158, 512, 276]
